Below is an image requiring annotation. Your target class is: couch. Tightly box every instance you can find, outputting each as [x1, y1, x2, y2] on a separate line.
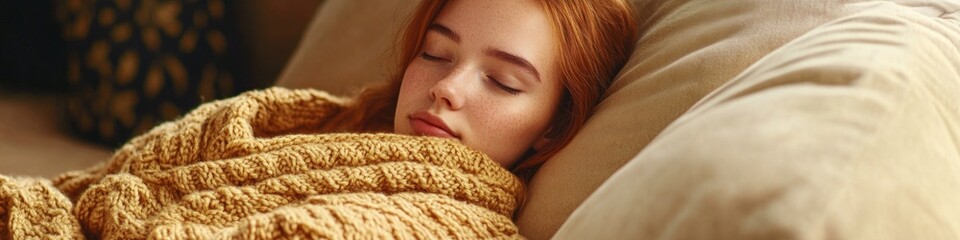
[5, 0, 960, 239]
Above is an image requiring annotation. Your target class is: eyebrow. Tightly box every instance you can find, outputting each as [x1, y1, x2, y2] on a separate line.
[485, 49, 542, 82]
[428, 23, 542, 82]
[428, 24, 461, 43]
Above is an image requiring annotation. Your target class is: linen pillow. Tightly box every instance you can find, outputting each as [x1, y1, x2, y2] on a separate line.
[555, 1, 960, 239]
[516, 0, 846, 238]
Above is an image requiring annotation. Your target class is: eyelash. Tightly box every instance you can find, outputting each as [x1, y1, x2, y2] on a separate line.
[420, 51, 522, 95]
[419, 52, 446, 62]
[488, 76, 522, 95]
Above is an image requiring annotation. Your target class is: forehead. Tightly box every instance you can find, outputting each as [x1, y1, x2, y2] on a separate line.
[432, 0, 558, 76]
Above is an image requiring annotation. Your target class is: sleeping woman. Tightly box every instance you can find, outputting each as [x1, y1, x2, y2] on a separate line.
[333, 0, 638, 178]
[0, 0, 638, 238]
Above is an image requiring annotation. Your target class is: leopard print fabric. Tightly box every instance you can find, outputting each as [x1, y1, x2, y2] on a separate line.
[57, 0, 240, 146]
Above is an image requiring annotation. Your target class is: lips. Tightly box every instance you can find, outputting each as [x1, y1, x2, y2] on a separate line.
[408, 112, 459, 139]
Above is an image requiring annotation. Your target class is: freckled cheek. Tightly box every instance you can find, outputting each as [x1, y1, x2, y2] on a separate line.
[472, 102, 545, 143]
[401, 64, 433, 91]
[398, 63, 445, 110]
[396, 64, 435, 133]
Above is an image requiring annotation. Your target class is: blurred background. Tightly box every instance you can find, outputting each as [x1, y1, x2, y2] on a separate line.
[0, 0, 322, 177]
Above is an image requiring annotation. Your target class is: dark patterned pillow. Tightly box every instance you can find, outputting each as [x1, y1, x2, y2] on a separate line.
[58, 0, 242, 146]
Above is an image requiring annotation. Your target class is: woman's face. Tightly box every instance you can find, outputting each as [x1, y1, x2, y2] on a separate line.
[394, 0, 563, 167]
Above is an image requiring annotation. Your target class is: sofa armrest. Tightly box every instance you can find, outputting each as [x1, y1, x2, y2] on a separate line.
[555, 2, 960, 239]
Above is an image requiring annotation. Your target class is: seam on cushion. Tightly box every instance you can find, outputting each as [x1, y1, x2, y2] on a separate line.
[883, 0, 960, 19]
[845, 1, 960, 31]
[936, 2, 960, 19]
[942, 12, 960, 25]
[936, 10, 960, 28]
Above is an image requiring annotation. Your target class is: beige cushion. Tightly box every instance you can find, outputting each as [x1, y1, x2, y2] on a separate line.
[517, 0, 849, 238]
[555, 1, 960, 239]
[274, 0, 419, 96]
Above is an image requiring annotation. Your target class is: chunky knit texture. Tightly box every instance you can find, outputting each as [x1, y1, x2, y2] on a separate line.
[1, 87, 524, 239]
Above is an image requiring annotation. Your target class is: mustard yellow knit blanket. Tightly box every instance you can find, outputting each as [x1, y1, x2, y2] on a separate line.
[0, 87, 524, 239]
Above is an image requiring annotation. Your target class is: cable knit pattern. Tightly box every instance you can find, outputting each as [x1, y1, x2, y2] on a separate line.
[0, 176, 83, 239]
[1, 87, 524, 239]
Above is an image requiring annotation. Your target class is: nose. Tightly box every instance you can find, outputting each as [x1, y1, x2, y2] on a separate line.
[430, 70, 467, 110]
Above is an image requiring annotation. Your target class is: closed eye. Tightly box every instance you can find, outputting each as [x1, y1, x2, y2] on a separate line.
[488, 76, 522, 95]
[419, 52, 447, 62]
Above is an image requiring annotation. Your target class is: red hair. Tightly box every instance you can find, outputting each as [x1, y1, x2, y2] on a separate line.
[328, 0, 638, 178]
